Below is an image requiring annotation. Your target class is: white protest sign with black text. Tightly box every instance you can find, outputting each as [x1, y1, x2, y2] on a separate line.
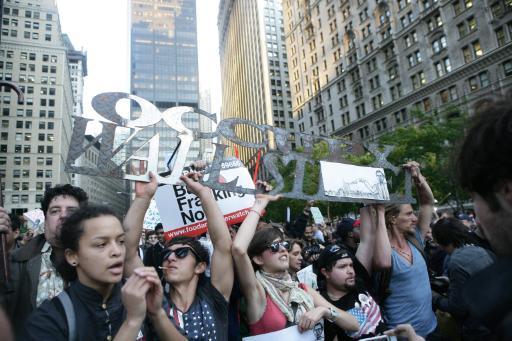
[155, 159, 255, 239]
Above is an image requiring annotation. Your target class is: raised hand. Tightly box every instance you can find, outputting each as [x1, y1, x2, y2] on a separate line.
[403, 161, 435, 206]
[121, 272, 150, 324]
[253, 180, 281, 208]
[403, 160, 421, 181]
[133, 267, 163, 317]
[180, 171, 210, 197]
[133, 160, 158, 200]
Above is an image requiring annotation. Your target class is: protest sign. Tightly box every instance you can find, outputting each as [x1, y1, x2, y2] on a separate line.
[321, 162, 390, 201]
[155, 159, 255, 239]
[310, 207, 325, 225]
[243, 324, 324, 341]
[23, 209, 45, 234]
[142, 200, 161, 230]
[297, 264, 318, 290]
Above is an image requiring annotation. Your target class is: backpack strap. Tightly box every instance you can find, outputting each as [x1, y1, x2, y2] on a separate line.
[57, 291, 77, 341]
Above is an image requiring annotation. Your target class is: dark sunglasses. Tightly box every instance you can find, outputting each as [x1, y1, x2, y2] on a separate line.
[268, 240, 291, 253]
[162, 246, 199, 261]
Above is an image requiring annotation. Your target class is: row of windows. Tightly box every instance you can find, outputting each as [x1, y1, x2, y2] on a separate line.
[0, 144, 54, 153]
[2, 17, 52, 31]
[2, 95, 56, 107]
[3, 6, 53, 21]
[0, 72, 57, 84]
[2, 109, 55, 118]
[0, 156, 53, 166]
[0, 49, 58, 62]
[1, 28, 52, 41]
[298, 59, 512, 135]
[5, 181, 53, 191]
[1, 132, 55, 141]
[9, 193, 46, 204]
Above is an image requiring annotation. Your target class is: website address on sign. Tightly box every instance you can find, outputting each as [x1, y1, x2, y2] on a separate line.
[164, 209, 250, 239]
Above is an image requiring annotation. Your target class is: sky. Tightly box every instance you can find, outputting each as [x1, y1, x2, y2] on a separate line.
[56, 0, 221, 122]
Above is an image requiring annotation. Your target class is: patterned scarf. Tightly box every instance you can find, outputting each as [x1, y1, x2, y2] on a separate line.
[256, 270, 315, 322]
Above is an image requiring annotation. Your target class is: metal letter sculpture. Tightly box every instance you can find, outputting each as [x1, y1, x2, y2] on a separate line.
[65, 92, 415, 204]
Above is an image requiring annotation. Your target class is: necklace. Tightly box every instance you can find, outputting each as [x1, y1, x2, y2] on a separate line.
[391, 245, 412, 261]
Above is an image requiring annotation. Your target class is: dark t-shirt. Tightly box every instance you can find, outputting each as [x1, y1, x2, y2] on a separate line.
[321, 262, 386, 341]
[163, 278, 229, 340]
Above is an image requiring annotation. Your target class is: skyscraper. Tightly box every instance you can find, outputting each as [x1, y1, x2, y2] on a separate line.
[0, 0, 75, 215]
[130, 0, 201, 170]
[283, 0, 512, 142]
[218, 0, 294, 167]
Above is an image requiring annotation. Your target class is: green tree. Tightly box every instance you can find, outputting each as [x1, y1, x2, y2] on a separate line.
[348, 106, 469, 210]
[264, 106, 469, 221]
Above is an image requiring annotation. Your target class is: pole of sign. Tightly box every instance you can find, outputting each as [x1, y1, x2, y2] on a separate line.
[0, 176, 8, 286]
[0, 80, 25, 286]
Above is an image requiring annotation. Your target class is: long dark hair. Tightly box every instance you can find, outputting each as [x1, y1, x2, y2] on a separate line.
[57, 205, 120, 282]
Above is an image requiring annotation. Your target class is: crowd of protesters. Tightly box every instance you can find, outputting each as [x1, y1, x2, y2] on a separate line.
[0, 94, 510, 340]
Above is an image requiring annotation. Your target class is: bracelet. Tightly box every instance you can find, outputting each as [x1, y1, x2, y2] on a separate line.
[249, 209, 262, 218]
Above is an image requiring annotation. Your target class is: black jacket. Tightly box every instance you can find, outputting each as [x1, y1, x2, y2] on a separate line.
[20, 280, 126, 341]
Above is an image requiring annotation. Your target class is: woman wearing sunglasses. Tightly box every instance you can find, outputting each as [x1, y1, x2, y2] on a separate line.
[232, 182, 359, 337]
[153, 171, 234, 340]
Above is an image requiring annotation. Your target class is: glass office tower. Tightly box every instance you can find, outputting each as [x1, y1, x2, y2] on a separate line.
[130, 0, 200, 169]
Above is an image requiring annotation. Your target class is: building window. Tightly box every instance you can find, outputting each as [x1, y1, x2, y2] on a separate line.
[467, 16, 477, 31]
[468, 71, 490, 91]
[453, 0, 472, 15]
[411, 71, 426, 90]
[496, 27, 506, 46]
[372, 94, 384, 110]
[504, 60, 512, 77]
[432, 36, 447, 54]
[472, 40, 482, 57]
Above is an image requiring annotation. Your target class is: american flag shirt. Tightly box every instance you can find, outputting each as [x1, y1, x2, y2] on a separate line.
[161, 279, 229, 341]
[321, 287, 386, 341]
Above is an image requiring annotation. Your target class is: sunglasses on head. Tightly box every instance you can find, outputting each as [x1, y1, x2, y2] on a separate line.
[327, 244, 351, 258]
[268, 240, 291, 253]
[162, 246, 200, 261]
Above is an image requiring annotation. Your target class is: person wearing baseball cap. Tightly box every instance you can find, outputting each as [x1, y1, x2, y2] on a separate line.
[315, 206, 391, 341]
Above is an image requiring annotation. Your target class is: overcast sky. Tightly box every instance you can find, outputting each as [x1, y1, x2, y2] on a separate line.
[56, 0, 221, 122]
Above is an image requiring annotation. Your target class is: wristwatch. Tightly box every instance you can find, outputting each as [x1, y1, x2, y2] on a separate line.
[327, 307, 340, 322]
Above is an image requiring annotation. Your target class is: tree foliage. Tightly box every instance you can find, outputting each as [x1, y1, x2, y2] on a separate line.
[263, 106, 470, 222]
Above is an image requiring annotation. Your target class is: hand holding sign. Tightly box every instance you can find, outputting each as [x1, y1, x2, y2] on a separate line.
[253, 181, 282, 214]
[134, 161, 158, 200]
[180, 171, 210, 198]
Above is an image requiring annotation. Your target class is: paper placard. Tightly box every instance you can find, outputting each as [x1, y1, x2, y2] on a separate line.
[297, 265, 318, 290]
[321, 162, 390, 201]
[23, 208, 45, 234]
[142, 200, 161, 230]
[155, 160, 255, 239]
[310, 207, 324, 225]
[243, 324, 324, 341]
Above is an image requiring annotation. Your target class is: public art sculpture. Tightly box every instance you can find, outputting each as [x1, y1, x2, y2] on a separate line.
[65, 92, 414, 204]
